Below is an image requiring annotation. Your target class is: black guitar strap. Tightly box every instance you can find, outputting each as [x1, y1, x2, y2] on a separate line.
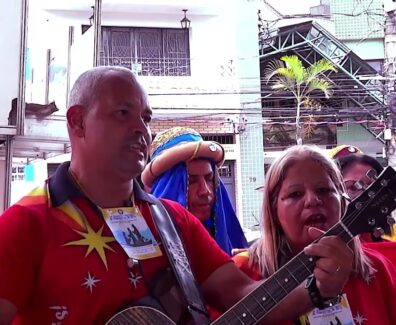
[149, 195, 211, 325]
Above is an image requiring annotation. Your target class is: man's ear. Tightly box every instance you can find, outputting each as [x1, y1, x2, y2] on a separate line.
[67, 105, 85, 137]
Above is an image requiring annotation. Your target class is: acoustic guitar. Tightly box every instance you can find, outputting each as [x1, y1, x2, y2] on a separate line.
[107, 166, 396, 325]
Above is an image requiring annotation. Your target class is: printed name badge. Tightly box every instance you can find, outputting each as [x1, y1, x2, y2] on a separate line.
[301, 294, 354, 325]
[101, 207, 162, 260]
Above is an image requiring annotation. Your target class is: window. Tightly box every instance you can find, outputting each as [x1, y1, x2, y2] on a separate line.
[202, 135, 235, 144]
[11, 165, 25, 182]
[47, 163, 61, 178]
[218, 165, 232, 177]
[101, 27, 190, 76]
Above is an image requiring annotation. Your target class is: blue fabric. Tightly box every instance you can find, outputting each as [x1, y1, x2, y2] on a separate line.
[215, 181, 248, 252]
[151, 162, 248, 255]
[152, 163, 188, 207]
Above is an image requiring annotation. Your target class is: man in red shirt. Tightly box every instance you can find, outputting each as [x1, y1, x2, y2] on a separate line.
[0, 66, 353, 324]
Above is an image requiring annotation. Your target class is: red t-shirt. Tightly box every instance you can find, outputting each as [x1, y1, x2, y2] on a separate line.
[363, 241, 396, 266]
[0, 182, 230, 324]
[233, 247, 396, 325]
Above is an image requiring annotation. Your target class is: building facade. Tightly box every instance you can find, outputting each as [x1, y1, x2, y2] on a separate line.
[3, 0, 265, 228]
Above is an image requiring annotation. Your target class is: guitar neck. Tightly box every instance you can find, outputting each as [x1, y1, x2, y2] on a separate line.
[213, 223, 353, 325]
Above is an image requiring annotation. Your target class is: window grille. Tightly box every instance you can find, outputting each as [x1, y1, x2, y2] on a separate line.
[101, 27, 190, 76]
[202, 134, 235, 144]
[218, 165, 232, 177]
[11, 166, 25, 181]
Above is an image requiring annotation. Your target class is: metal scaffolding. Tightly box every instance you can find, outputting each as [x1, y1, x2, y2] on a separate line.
[260, 20, 388, 143]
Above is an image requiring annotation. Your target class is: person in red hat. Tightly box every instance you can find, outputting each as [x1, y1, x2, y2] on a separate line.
[328, 144, 363, 159]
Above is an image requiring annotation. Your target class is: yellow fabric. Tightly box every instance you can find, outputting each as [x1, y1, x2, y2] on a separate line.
[328, 145, 363, 159]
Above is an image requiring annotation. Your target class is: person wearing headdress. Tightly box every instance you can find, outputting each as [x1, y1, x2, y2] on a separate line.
[327, 144, 363, 160]
[329, 145, 395, 243]
[141, 127, 248, 255]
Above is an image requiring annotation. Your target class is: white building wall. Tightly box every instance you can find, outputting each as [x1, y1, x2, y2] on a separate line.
[0, 160, 5, 212]
[0, 0, 22, 125]
[384, 0, 396, 13]
[28, 1, 242, 117]
[70, 27, 95, 90]
[231, 0, 265, 227]
[343, 39, 385, 61]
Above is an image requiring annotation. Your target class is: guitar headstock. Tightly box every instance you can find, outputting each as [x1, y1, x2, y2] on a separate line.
[342, 166, 396, 238]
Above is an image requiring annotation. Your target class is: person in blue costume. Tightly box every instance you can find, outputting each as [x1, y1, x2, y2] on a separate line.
[141, 127, 247, 255]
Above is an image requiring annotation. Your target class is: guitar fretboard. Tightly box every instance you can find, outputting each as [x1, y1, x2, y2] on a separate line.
[213, 223, 353, 325]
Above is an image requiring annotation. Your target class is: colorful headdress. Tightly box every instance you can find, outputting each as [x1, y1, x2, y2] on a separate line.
[141, 127, 247, 255]
[142, 127, 225, 190]
[328, 145, 363, 159]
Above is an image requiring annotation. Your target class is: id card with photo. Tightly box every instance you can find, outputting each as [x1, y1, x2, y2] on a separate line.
[102, 207, 162, 260]
[299, 294, 354, 325]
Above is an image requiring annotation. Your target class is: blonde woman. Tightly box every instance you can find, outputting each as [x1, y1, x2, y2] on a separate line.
[234, 145, 396, 325]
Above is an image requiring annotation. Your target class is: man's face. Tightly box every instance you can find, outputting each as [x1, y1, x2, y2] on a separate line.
[186, 159, 215, 221]
[81, 71, 152, 180]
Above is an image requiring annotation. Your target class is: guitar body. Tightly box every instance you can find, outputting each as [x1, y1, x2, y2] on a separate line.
[106, 306, 176, 325]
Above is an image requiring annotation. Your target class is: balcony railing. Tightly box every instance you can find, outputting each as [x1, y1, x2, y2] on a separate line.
[100, 56, 191, 77]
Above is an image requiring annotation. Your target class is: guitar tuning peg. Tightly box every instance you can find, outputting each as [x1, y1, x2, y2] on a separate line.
[366, 169, 378, 181]
[387, 216, 396, 226]
[387, 216, 396, 237]
[373, 227, 385, 238]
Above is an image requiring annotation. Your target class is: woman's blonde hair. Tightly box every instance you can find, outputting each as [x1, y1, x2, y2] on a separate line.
[249, 145, 373, 280]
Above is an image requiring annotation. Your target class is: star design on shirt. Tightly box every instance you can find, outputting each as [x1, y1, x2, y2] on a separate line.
[128, 271, 143, 288]
[354, 312, 367, 325]
[64, 224, 116, 270]
[82, 272, 101, 293]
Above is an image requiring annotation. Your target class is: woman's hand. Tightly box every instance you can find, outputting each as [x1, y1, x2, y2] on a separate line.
[231, 248, 248, 256]
[303, 227, 353, 298]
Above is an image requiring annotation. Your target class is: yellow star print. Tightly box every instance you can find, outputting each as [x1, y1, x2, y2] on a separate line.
[64, 224, 116, 269]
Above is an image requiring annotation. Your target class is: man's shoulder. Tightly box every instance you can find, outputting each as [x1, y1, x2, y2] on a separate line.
[159, 198, 186, 210]
[158, 198, 189, 219]
[15, 183, 49, 206]
[0, 181, 65, 231]
[0, 197, 49, 239]
[155, 198, 211, 244]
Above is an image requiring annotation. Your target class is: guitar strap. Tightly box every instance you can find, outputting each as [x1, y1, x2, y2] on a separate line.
[148, 195, 211, 325]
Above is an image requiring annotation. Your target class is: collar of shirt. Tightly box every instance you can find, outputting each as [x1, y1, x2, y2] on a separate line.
[48, 161, 155, 207]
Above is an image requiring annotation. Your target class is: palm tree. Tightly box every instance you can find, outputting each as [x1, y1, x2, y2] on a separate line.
[265, 55, 337, 145]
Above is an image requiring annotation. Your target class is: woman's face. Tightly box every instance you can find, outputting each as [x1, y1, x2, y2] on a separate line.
[276, 158, 342, 254]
